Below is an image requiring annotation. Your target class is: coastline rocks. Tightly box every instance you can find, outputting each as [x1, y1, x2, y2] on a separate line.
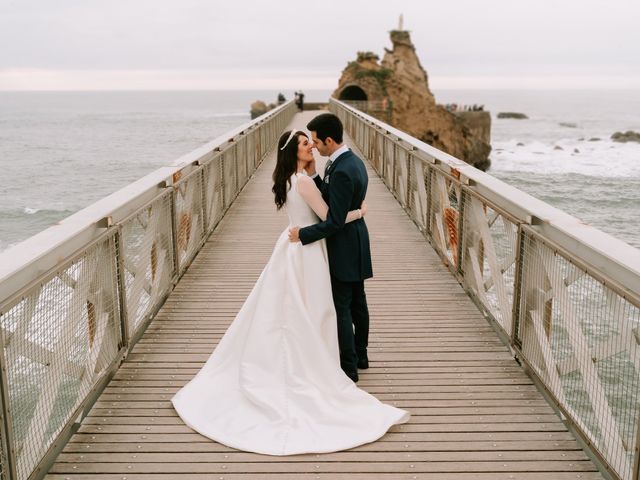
[332, 30, 491, 171]
[553, 146, 563, 150]
[611, 130, 640, 143]
[250, 101, 269, 119]
[559, 122, 577, 128]
[589, 137, 601, 142]
[497, 112, 528, 119]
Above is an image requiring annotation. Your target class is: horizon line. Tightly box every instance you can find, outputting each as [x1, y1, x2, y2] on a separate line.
[1, 69, 639, 91]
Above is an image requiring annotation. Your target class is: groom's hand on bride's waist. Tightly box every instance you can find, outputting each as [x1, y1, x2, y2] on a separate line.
[288, 227, 301, 242]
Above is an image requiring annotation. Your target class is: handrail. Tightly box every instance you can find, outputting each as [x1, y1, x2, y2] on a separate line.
[331, 97, 640, 480]
[0, 100, 296, 480]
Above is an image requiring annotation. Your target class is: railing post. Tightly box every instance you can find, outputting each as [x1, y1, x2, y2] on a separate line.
[114, 225, 131, 351]
[199, 167, 210, 235]
[405, 152, 412, 211]
[456, 188, 467, 276]
[633, 413, 640, 480]
[425, 165, 433, 235]
[168, 183, 181, 283]
[392, 143, 398, 194]
[0, 339, 17, 480]
[220, 153, 227, 210]
[243, 135, 249, 184]
[510, 224, 526, 348]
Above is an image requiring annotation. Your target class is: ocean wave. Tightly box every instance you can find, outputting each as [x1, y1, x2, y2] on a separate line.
[0, 207, 75, 221]
[208, 112, 250, 118]
[491, 139, 640, 178]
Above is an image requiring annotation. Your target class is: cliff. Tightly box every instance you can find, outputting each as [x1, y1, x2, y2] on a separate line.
[333, 30, 491, 170]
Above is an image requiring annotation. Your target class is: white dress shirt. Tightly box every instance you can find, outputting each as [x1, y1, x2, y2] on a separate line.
[311, 144, 350, 179]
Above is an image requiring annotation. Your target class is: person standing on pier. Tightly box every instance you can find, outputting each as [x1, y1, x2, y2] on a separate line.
[289, 113, 372, 383]
[295, 90, 305, 111]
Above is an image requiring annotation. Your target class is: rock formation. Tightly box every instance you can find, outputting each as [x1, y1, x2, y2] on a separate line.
[611, 130, 640, 143]
[333, 29, 491, 171]
[497, 112, 528, 119]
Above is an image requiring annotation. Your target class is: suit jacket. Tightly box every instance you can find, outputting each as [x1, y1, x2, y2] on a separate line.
[299, 150, 373, 282]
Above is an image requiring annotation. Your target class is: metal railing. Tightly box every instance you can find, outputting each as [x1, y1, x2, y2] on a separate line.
[0, 100, 296, 480]
[331, 98, 640, 480]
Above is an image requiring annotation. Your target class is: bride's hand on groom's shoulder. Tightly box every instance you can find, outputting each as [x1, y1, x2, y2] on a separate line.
[289, 227, 301, 242]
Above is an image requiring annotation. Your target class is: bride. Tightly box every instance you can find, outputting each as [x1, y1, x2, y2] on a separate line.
[172, 129, 410, 455]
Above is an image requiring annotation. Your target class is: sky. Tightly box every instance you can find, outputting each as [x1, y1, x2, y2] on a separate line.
[1, 0, 639, 90]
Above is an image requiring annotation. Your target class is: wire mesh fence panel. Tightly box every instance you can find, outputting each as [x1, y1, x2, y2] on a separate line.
[383, 136, 395, 188]
[173, 170, 206, 276]
[405, 155, 429, 232]
[394, 146, 409, 209]
[120, 192, 175, 340]
[516, 228, 640, 480]
[376, 133, 385, 180]
[460, 193, 518, 335]
[239, 137, 249, 187]
[361, 125, 370, 165]
[0, 233, 121, 480]
[222, 149, 237, 211]
[367, 128, 379, 174]
[427, 169, 464, 270]
[255, 125, 263, 164]
[203, 156, 225, 234]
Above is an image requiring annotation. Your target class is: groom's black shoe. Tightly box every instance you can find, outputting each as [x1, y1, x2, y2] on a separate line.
[357, 351, 369, 370]
[346, 370, 359, 383]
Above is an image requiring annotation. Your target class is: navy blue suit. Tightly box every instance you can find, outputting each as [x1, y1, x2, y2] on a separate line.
[299, 149, 372, 376]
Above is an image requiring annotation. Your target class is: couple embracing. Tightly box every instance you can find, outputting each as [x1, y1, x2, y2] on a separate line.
[172, 113, 409, 455]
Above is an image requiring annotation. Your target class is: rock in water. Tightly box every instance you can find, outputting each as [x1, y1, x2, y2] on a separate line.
[332, 30, 491, 171]
[250, 101, 269, 119]
[497, 112, 529, 119]
[611, 130, 640, 143]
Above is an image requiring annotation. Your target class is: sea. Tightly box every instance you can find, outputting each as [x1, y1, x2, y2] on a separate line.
[1, 89, 639, 253]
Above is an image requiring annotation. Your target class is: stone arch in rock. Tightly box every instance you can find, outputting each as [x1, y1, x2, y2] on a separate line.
[338, 85, 368, 101]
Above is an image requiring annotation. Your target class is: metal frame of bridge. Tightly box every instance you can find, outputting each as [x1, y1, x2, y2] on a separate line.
[0, 99, 639, 479]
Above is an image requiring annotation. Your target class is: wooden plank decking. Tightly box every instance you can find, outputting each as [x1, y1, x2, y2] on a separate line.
[46, 112, 604, 479]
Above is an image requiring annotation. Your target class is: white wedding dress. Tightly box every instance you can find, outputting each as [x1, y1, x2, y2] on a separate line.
[172, 173, 409, 455]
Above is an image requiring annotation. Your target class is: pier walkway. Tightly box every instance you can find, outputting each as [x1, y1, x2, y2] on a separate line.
[44, 111, 603, 479]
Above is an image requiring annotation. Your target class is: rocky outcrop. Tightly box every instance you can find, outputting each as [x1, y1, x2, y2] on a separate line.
[250, 101, 269, 119]
[497, 112, 528, 119]
[611, 130, 640, 143]
[333, 30, 491, 171]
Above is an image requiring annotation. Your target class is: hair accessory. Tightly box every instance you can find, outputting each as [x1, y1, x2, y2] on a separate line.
[280, 129, 301, 150]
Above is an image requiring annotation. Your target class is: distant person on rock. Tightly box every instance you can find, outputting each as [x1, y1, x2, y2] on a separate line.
[295, 90, 305, 111]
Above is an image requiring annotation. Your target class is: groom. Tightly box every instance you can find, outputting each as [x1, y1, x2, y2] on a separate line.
[288, 113, 372, 383]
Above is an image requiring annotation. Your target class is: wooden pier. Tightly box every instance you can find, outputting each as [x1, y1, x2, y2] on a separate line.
[44, 112, 604, 479]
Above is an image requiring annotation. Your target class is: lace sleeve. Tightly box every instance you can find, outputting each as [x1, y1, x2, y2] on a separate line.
[297, 175, 361, 223]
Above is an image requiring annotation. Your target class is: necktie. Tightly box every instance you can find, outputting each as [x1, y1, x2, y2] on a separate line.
[324, 159, 333, 176]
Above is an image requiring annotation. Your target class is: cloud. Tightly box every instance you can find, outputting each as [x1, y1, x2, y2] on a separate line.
[1, 0, 639, 90]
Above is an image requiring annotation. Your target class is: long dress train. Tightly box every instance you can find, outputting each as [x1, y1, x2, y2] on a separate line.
[172, 173, 409, 455]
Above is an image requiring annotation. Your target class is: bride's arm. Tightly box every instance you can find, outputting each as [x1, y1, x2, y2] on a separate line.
[297, 175, 365, 223]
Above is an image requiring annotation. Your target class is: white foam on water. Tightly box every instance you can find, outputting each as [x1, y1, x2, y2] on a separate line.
[491, 138, 640, 178]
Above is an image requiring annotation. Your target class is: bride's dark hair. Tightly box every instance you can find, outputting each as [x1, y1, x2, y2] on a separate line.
[272, 130, 306, 210]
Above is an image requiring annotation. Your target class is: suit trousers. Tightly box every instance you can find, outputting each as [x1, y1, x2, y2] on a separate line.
[330, 276, 370, 375]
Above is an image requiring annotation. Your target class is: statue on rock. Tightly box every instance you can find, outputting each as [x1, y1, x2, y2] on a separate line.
[333, 22, 491, 171]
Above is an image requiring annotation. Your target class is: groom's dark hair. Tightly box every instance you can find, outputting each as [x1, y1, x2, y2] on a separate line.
[307, 113, 343, 144]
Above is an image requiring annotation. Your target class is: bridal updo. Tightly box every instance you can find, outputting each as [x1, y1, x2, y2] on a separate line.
[272, 130, 307, 210]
